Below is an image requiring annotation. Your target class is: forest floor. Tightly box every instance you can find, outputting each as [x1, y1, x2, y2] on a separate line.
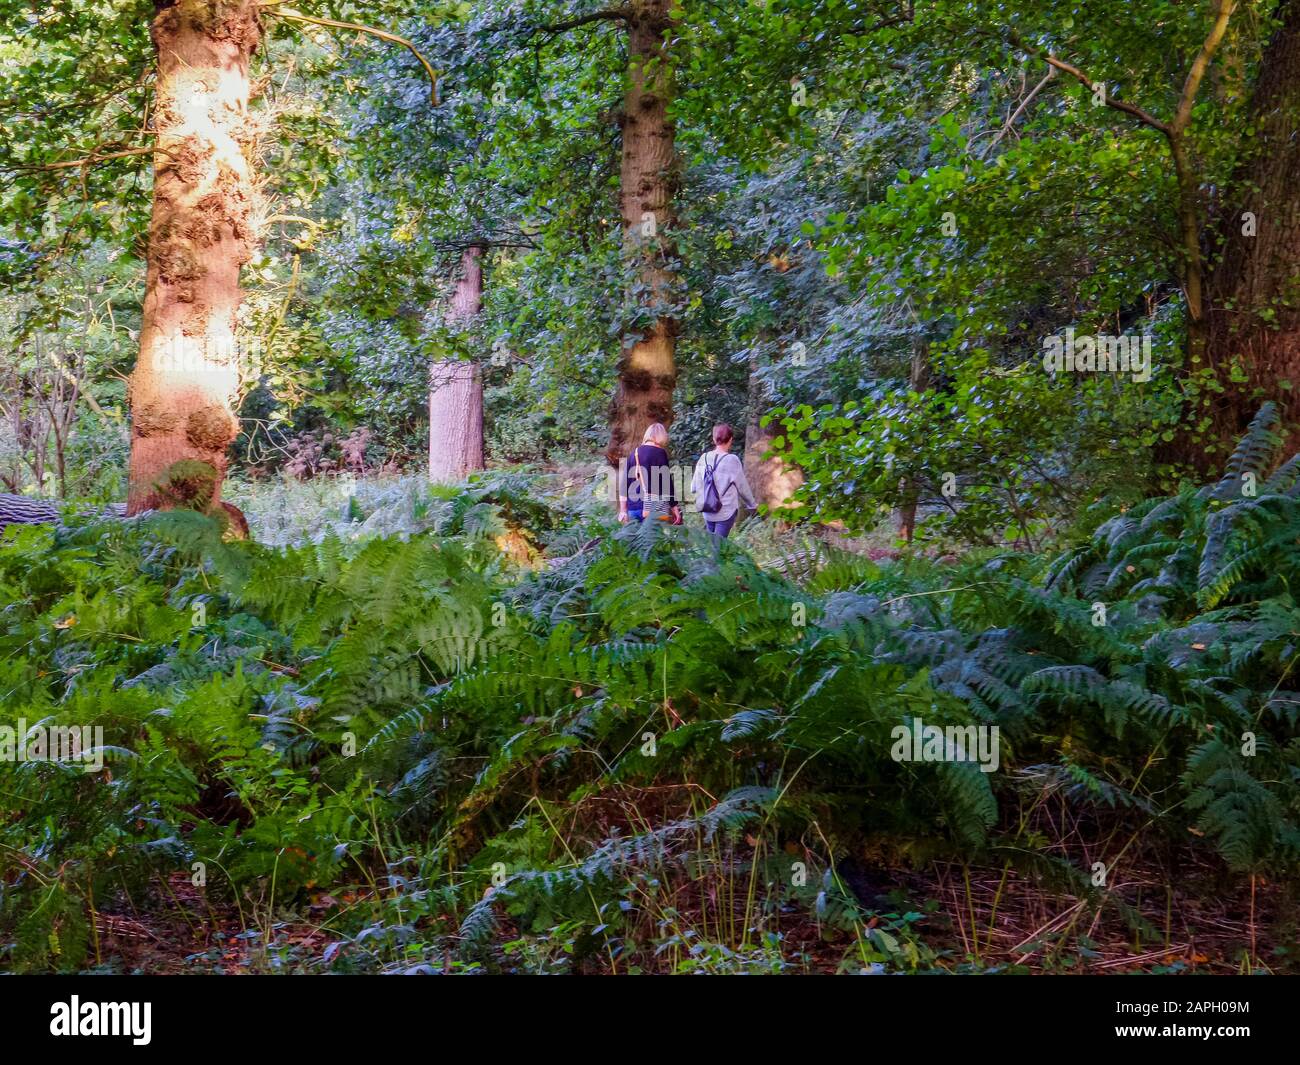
[87, 842, 1288, 975]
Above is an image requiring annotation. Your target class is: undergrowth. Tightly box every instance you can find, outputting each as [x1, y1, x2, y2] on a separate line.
[1, 410, 1298, 973]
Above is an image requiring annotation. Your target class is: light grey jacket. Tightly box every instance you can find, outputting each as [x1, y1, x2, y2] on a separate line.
[691, 449, 756, 521]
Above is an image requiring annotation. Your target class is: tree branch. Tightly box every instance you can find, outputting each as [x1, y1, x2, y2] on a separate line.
[1172, 0, 1236, 134]
[1004, 29, 1169, 135]
[542, 8, 633, 36]
[846, 4, 916, 36]
[3, 145, 171, 173]
[981, 66, 1056, 157]
[270, 8, 440, 106]
[1005, 5, 1236, 333]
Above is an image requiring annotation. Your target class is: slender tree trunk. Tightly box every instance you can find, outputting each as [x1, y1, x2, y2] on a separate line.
[429, 244, 486, 482]
[1203, 0, 1300, 459]
[605, 0, 678, 464]
[127, 0, 261, 517]
[743, 345, 803, 512]
[894, 339, 931, 541]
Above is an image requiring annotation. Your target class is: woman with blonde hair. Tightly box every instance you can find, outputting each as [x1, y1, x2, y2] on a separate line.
[618, 422, 682, 525]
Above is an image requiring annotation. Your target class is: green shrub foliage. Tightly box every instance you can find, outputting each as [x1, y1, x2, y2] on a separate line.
[2, 434, 1298, 970]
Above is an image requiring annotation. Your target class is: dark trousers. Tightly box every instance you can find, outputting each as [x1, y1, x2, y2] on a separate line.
[705, 512, 738, 539]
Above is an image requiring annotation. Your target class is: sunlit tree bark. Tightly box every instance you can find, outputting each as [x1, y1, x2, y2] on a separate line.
[605, 0, 679, 464]
[127, 0, 260, 524]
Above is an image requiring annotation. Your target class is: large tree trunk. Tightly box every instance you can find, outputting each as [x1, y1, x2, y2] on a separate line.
[743, 346, 803, 513]
[605, 0, 678, 464]
[127, 0, 261, 517]
[1203, 0, 1300, 460]
[429, 244, 486, 483]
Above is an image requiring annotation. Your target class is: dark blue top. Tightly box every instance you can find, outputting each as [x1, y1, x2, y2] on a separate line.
[624, 444, 677, 507]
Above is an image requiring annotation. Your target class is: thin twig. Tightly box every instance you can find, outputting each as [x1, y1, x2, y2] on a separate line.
[982, 67, 1056, 158]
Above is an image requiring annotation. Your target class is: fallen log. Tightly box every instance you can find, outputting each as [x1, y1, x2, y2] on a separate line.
[0, 494, 248, 539]
[0, 494, 126, 529]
